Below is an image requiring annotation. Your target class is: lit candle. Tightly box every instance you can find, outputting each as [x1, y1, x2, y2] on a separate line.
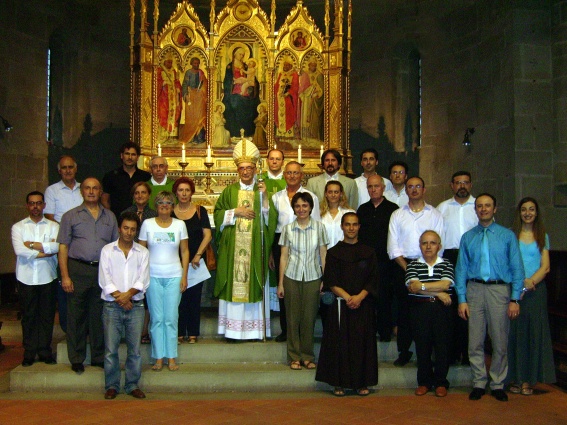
[274, 143, 277, 150]
[206, 145, 212, 162]
[157, 144, 161, 157]
[182, 144, 186, 162]
[297, 144, 302, 164]
[320, 145, 324, 158]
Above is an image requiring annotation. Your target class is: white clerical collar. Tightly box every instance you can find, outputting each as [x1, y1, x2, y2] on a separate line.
[267, 170, 283, 180]
[240, 179, 256, 191]
[151, 175, 168, 186]
[325, 172, 340, 181]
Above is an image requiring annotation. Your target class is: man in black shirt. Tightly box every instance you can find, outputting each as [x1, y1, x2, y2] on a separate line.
[102, 142, 151, 218]
[357, 174, 398, 341]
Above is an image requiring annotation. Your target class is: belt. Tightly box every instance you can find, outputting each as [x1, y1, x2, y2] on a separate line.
[410, 296, 437, 303]
[469, 278, 506, 285]
[70, 258, 99, 266]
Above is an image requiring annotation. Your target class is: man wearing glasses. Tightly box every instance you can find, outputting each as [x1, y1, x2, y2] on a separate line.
[437, 171, 478, 366]
[147, 156, 175, 210]
[387, 176, 444, 367]
[384, 161, 409, 207]
[213, 140, 277, 341]
[11, 191, 60, 366]
[269, 161, 320, 342]
[58, 178, 118, 373]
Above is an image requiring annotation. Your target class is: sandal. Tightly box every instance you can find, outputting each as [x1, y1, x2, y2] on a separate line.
[151, 361, 163, 371]
[302, 360, 316, 370]
[521, 385, 533, 396]
[290, 361, 302, 370]
[509, 383, 521, 394]
[333, 387, 345, 397]
[357, 387, 370, 396]
[141, 334, 150, 344]
[178, 337, 184, 345]
[188, 336, 197, 344]
[168, 360, 179, 371]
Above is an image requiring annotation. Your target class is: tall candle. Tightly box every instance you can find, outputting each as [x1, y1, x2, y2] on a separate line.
[206, 145, 212, 162]
[182, 144, 186, 162]
[320, 145, 324, 158]
[158, 144, 161, 157]
[297, 144, 302, 164]
[274, 143, 277, 150]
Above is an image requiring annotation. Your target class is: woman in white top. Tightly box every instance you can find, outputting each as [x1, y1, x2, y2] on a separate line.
[139, 191, 189, 371]
[320, 181, 355, 249]
[278, 192, 329, 370]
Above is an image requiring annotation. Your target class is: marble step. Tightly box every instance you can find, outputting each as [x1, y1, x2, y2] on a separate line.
[10, 361, 472, 393]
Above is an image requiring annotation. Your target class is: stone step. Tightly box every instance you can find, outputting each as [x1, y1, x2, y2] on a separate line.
[10, 362, 472, 393]
[55, 338, 406, 365]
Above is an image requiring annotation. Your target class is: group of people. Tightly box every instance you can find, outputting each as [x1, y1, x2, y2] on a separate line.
[11, 140, 556, 400]
[12, 142, 213, 400]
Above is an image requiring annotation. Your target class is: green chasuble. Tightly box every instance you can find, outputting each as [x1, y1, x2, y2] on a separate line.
[214, 183, 278, 303]
[259, 172, 286, 197]
[148, 177, 175, 210]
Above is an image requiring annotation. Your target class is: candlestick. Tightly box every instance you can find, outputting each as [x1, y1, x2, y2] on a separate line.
[158, 144, 162, 157]
[178, 161, 188, 177]
[204, 161, 214, 194]
[182, 144, 186, 162]
[297, 144, 302, 164]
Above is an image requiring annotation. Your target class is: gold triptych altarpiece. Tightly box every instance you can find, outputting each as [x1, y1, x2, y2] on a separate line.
[130, 0, 353, 186]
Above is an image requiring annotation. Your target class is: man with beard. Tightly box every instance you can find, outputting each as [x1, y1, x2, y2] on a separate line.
[306, 149, 358, 208]
[354, 148, 393, 208]
[101, 142, 151, 218]
[437, 171, 477, 365]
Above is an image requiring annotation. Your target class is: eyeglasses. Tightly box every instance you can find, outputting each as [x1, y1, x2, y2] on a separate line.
[27, 201, 44, 207]
[406, 185, 423, 190]
[391, 170, 406, 175]
[285, 171, 301, 176]
[156, 201, 174, 206]
[453, 181, 471, 186]
[238, 166, 255, 172]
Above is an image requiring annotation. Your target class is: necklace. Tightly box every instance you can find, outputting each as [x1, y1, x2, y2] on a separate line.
[177, 203, 191, 213]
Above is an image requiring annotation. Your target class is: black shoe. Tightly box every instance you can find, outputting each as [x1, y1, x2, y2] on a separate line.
[91, 362, 104, 368]
[275, 333, 287, 342]
[393, 352, 412, 367]
[491, 389, 508, 402]
[104, 388, 118, 400]
[22, 359, 34, 367]
[469, 387, 485, 400]
[41, 357, 56, 365]
[71, 363, 85, 373]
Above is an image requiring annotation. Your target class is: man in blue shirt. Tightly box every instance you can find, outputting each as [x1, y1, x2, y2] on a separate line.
[455, 193, 524, 402]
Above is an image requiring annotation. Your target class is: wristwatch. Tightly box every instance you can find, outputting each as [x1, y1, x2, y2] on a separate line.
[510, 299, 519, 304]
[421, 283, 426, 291]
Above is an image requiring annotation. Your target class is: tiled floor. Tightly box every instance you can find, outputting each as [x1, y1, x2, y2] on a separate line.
[0, 306, 566, 424]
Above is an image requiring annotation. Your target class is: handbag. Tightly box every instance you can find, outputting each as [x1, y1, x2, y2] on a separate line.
[196, 206, 217, 270]
[320, 291, 336, 306]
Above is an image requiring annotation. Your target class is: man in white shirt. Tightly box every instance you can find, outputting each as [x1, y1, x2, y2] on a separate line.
[387, 176, 444, 366]
[11, 191, 60, 366]
[44, 155, 83, 334]
[384, 161, 409, 207]
[436, 171, 477, 366]
[44, 155, 83, 222]
[269, 161, 320, 342]
[99, 211, 150, 400]
[354, 148, 393, 207]
[306, 149, 358, 208]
